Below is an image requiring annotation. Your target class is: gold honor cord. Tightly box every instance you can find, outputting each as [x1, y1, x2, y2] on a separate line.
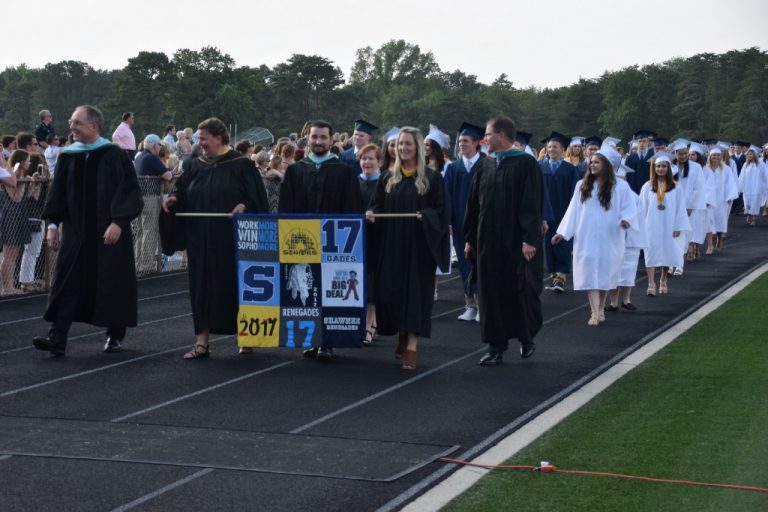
[656, 181, 667, 210]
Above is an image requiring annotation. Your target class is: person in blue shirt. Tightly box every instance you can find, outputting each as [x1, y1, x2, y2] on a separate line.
[135, 134, 173, 274]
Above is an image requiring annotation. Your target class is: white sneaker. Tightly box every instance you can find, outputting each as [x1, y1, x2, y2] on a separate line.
[457, 307, 478, 321]
[475, 310, 480, 323]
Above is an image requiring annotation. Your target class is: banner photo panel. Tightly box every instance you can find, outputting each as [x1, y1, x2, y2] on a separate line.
[235, 214, 366, 349]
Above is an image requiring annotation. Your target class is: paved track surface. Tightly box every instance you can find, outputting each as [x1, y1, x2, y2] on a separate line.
[1, 220, 766, 511]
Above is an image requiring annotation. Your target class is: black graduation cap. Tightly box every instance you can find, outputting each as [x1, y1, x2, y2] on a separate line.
[544, 131, 570, 148]
[353, 119, 378, 134]
[458, 122, 484, 140]
[584, 136, 603, 147]
[515, 131, 532, 145]
[701, 138, 717, 145]
[653, 137, 669, 147]
[633, 129, 656, 140]
[733, 140, 750, 148]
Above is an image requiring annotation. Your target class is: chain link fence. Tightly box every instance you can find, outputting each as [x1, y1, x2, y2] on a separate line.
[1, 176, 185, 297]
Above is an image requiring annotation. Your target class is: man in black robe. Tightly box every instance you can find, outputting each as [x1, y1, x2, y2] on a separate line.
[33, 105, 143, 356]
[279, 119, 363, 360]
[464, 116, 544, 365]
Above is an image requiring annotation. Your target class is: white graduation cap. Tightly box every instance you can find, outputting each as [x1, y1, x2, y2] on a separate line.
[763, 142, 768, 150]
[603, 137, 621, 148]
[630, 140, 638, 149]
[385, 126, 400, 143]
[670, 138, 690, 146]
[669, 140, 689, 153]
[708, 146, 722, 156]
[597, 146, 622, 171]
[748, 145, 762, 156]
[570, 136, 585, 146]
[689, 142, 707, 156]
[425, 124, 451, 150]
[652, 151, 673, 165]
[717, 142, 730, 153]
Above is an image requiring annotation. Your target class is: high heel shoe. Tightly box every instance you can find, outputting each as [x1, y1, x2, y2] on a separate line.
[587, 312, 599, 326]
[401, 349, 417, 370]
[658, 281, 668, 294]
[647, 284, 656, 297]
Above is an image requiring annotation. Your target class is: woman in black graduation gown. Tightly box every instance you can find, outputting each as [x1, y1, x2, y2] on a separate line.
[365, 127, 449, 370]
[161, 118, 268, 359]
[357, 143, 383, 345]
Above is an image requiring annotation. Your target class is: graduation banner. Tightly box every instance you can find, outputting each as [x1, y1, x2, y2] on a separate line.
[235, 214, 366, 349]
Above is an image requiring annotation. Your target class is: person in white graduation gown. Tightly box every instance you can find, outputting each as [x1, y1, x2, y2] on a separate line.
[703, 147, 738, 253]
[685, 143, 713, 260]
[638, 152, 691, 296]
[606, 162, 647, 313]
[670, 141, 706, 275]
[551, 147, 637, 326]
[737, 146, 768, 226]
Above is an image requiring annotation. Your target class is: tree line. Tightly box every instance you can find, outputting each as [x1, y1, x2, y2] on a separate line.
[1, 41, 766, 148]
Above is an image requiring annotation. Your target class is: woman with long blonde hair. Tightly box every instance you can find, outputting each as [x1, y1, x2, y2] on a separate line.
[366, 127, 449, 370]
[703, 147, 738, 253]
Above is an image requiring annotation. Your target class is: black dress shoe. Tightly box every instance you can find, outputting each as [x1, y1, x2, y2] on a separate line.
[32, 336, 66, 356]
[478, 351, 503, 366]
[303, 346, 319, 358]
[520, 344, 536, 359]
[621, 302, 637, 311]
[604, 304, 619, 312]
[104, 336, 123, 353]
[317, 346, 334, 361]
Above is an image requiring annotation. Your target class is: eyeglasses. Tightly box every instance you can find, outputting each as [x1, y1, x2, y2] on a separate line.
[68, 119, 90, 127]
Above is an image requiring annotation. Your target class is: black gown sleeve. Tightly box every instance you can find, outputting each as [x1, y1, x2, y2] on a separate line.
[110, 149, 144, 230]
[420, 172, 450, 272]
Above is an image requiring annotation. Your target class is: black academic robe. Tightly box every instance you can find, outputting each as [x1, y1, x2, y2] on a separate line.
[42, 144, 143, 328]
[625, 149, 655, 194]
[278, 157, 362, 214]
[359, 175, 381, 286]
[369, 170, 449, 338]
[464, 151, 544, 347]
[164, 151, 268, 335]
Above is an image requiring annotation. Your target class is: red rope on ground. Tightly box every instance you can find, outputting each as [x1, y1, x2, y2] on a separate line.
[439, 457, 768, 494]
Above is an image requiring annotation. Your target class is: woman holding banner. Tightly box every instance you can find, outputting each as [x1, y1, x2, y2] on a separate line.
[161, 118, 268, 360]
[366, 127, 449, 370]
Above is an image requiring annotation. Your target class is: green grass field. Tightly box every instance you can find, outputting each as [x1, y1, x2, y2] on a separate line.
[445, 273, 768, 512]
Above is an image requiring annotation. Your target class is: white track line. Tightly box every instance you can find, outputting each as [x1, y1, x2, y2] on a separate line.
[111, 361, 294, 422]
[0, 291, 189, 327]
[396, 262, 768, 512]
[0, 313, 192, 356]
[0, 333, 229, 397]
[109, 468, 213, 512]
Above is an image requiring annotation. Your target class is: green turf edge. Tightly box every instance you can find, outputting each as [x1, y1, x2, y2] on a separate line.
[444, 273, 768, 512]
